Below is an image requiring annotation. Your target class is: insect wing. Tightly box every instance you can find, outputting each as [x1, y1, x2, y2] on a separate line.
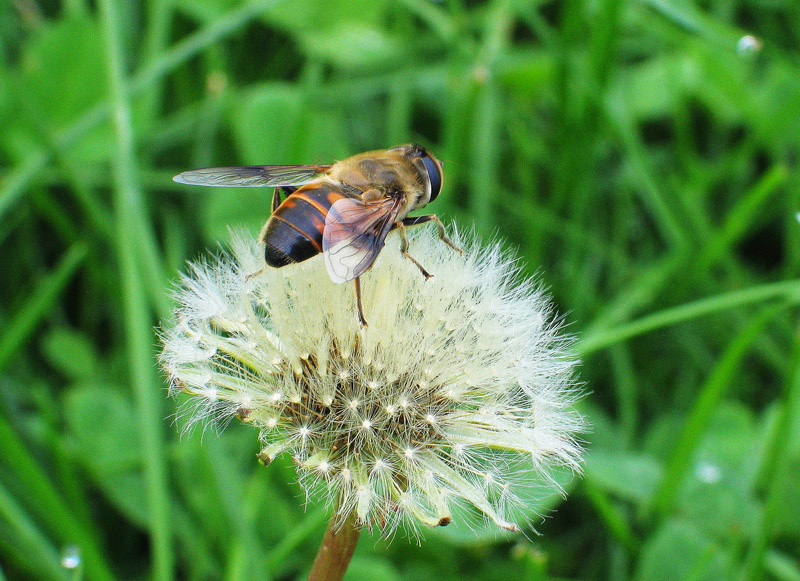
[173, 165, 331, 187]
[323, 197, 401, 283]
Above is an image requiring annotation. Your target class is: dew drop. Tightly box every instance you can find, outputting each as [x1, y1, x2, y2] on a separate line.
[61, 545, 80, 570]
[737, 34, 762, 56]
[695, 461, 722, 484]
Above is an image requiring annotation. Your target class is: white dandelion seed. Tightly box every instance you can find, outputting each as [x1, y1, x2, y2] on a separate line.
[159, 227, 584, 536]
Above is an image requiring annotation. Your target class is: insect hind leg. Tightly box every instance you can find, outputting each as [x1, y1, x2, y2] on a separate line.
[354, 277, 368, 327]
[271, 186, 297, 212]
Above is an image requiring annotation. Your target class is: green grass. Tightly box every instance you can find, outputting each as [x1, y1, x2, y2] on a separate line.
[1, 0, 799, 579]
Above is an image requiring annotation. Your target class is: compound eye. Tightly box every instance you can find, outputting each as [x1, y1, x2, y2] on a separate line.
[420, 154, 443, 202]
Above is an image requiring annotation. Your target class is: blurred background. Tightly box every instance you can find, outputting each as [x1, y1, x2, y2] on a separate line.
[1, 0, 799, 579]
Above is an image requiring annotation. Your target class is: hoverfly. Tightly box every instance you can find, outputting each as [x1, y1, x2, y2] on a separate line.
[174, 144, 461, 326]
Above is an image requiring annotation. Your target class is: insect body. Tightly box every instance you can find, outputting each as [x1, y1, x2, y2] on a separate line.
[173, 144, 461, 325]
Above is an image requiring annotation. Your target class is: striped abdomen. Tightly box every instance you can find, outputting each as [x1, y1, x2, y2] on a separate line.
[260, 184, 347, 267]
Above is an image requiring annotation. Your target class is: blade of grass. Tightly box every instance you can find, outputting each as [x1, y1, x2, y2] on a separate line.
[0, 483, 67, 581]
[582, 478, 640, 552]
[470, 0, 513, 233]
[386, 84, 412, 147]
[0, 243, 87, 373]
[647, 304, 783, 519]
[397, 0, 457, 42]
[0, 419, 114, 581]
[97, 0, 172, 577]
[11, 78, 116, 242]
[0, 486, 67, 580]
[764, 550, 800, 581]
[695, 164, 788, 272]
[579, 279, 800, 356]
[584, 164, 791, 373]
[604, 92, 689, 249]
[743, 333, 800, 578]
[639, 0, 753, 50]
[609, 345, 638, 446]
[0, 0, 285, 222]
[262, 507, 328, 576]
[139, 0, 174, 129]
[29, 385, 97, 552]
[172, 506, 221, 578]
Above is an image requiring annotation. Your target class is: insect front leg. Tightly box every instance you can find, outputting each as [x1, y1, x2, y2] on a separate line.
[401, 214, 464, 255]
[396, 221, 433, 280]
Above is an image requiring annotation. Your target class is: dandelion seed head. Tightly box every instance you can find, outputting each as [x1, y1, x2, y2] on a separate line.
[160, 228, 584, 536]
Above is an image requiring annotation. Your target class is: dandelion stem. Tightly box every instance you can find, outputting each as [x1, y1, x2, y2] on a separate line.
[308, 508, 361, 581]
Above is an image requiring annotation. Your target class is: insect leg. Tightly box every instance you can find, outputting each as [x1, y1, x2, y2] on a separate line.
[245, 267, 265, 282]
[271, 186, 298, 212]
[401, 214, 464, 255]
[396, 221, 433, 279]
[354, 276, 368, 327]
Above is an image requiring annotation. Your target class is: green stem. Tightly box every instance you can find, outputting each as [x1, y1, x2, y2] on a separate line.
[308, 509, 361, 581]
[97, 0, 172, 577]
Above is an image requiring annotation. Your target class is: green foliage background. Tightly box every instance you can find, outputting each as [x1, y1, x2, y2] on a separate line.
[1, 0, 799, 579]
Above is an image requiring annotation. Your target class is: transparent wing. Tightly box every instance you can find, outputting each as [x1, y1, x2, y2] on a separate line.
[172, 165, 331, 187]
[323, 197, 401, 283]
